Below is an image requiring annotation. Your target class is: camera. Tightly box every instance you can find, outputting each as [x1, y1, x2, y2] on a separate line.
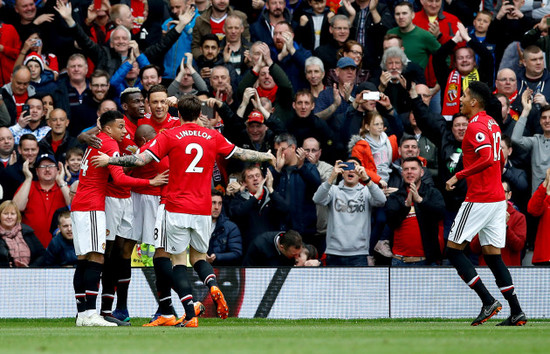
[363, 91, 380, 101]
[342, 162, 355, 171]
[200, 102, 215, 119]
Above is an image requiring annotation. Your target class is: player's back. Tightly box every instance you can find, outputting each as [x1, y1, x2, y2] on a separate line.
[146, 123, 235, 215]
[73, 132, 121, 211]
[462, 111, 505, 203]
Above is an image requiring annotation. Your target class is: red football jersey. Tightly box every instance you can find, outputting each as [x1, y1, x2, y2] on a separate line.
[131, 141, 168, 196]
[146, 123, 235, 215]
[72, 132, 149, 212]
[139, 113, 180, 133]
[458, 111, 505, 203]
[105, 116, 139, 199]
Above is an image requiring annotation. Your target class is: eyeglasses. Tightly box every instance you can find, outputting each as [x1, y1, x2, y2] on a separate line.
[303, 148, 319, 153]
[37, 164, 56, 169]
[348, 50, 363, 56]
[332, 27, 350, 31]
[91, 84, 109, 88]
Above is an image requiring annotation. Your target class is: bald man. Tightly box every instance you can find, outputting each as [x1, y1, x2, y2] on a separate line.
[494, 68, 519, 121]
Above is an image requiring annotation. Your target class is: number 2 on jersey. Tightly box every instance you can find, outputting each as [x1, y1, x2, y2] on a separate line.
[185, 143, 204, 173]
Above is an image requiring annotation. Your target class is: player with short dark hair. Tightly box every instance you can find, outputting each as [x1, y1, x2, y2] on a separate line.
[71, 110, 167, 327]
[92, 95, 275, 327]
[445, 81, 526, 326]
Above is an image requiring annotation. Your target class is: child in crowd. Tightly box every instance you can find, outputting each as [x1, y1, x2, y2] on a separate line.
[65, 147, 84, 185]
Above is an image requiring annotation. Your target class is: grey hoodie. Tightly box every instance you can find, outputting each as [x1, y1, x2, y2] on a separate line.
[312, 180, 386, 256]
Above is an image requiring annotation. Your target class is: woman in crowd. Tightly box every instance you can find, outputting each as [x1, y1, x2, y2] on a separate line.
[0, 200, 45, 267]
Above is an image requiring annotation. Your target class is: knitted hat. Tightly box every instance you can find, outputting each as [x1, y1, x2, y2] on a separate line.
[23, 52, 45, 71]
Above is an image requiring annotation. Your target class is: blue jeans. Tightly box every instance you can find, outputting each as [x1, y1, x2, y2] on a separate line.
[326, 254, 369, 266]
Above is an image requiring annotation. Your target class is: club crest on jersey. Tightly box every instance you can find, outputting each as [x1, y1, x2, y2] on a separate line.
[476, 132, 485, 142]
[106, 229, 110, 236]
[102, 243, 106, 250]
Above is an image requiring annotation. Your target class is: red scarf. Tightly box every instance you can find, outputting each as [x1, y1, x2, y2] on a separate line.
[257, 85, 278, 103]
[0, 224, 31, 267]
[442, 68, 480, 120]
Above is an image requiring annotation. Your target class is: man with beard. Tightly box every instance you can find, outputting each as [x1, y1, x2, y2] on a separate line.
[270, 21, 311, 91]
[251, 0, 291, 47]
[195, 34, 237, 89]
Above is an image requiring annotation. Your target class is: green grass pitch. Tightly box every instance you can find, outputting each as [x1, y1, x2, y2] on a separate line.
[1, 318, 549, 353]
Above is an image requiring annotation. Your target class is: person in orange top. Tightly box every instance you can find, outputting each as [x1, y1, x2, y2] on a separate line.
[349, 110, 400, 189]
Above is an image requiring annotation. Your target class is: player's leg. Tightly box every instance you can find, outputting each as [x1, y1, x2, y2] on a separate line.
[446, 202, 500, 325]
[144, 248, 179, 327]
[112, 239, 135, 318]
[112, 198, 135, 322]
[73, 256, 88, 326]
[100, 237, 123, 318]
[483, 247, 526, 326]
[188, 217, 229, 319]
[480, 202, 526, 326]
[72, 211, 115, 327]
[165, 212, 199, 328]
[190, 247, 228, 319]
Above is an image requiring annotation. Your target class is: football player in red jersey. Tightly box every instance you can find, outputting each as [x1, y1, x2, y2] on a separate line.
[100, 88, 146, 324]
[140, 85, 181, 133]
[92, 95, 275, 327]
[445, 81, 526, 327]
[71, 110, 168, 327]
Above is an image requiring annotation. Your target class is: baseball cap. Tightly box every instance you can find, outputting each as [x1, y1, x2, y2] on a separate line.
[246, 110, 265, 124]
[337, 57, 357, 69]
[36, 153, 57, 166]
[357, 81, 377, 93]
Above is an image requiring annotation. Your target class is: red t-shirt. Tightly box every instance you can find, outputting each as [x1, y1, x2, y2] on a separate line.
[392, 204, 425, 257]
[14, 92, 28, 119]
[210, 16, 226, 40]
[51, 139, 62, 154]
[146, 123, 235, 215]
[19, 181, 66, 248]
[72, 132, 149, 212]
[105, 116, 139, 199]
[139, 113, 180, 133]
[458, 111, 505, 203]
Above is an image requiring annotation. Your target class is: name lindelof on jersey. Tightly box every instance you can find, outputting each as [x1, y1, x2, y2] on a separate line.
[175, 130, 212, 140]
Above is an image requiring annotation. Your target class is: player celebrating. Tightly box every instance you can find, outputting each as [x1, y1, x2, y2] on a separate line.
[92, 95, 275, 327]
[72, 110, 168, 327]
[445, 81, 526, 326]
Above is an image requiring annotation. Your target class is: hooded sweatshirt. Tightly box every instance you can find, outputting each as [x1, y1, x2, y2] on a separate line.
[313, 180, 386, 256]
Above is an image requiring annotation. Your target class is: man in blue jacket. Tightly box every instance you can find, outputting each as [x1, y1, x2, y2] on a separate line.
[207, 189, 242, 266]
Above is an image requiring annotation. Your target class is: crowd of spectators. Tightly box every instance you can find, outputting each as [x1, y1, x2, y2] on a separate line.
[1, 0, 550, 268]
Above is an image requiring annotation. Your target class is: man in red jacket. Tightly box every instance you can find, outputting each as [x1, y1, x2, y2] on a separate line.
[471, 181, 527, 266]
